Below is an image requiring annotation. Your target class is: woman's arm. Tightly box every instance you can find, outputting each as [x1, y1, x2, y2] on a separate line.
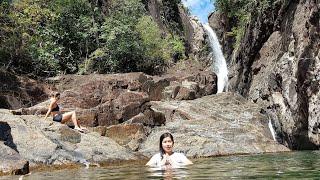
[146, 158, 155, 166]
[44, 101, 54, 119]
[169, 153, 193, 166]
[146, 154, 160, 166]
[182, 157, 193, 165]
[179, 153, 193, 165]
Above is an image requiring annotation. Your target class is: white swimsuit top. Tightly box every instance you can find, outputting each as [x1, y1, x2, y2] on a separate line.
[147, 152, 190, 168]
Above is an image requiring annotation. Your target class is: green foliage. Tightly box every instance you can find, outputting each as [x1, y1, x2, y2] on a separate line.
[167, 35, 186, 61]
[135, 15, 185, 73]
[0, 0, 57, 75]
[84, 0, 145, 73]
[84, 0, 185, 75]
[0, 0, 101, 75]
[160, 0, 183, 35]
[213, 0, 274, 49]
[0, 0, 187, 76]
[49, 0, 98, 73]
[21, 0, 61, 75]
[136, 16, 170, 62]
[0, 1, 13, 66]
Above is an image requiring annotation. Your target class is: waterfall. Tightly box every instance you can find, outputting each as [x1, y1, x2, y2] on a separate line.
[268, 119, 277, 141]
[203, 24, 228, 93]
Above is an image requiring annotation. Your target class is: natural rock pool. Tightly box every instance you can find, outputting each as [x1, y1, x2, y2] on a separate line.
[2, 151, 320, 179]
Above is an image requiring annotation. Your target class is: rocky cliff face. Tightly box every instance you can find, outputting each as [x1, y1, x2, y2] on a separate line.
[214, 0, 320, 149]
[208, 12, 235, 61]
[144, 0, 184, 35]
[179, 7, 210, 64]
[145, 0, 210, 64]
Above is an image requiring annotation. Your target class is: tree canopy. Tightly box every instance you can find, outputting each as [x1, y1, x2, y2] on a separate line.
[0, 0, 185, 77]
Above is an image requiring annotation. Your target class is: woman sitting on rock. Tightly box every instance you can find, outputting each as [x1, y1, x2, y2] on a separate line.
[45, 92, 84, 132]
[146, 132, 193, 168]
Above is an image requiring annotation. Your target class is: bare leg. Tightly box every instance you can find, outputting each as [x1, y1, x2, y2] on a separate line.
[61, 111, 81, 129]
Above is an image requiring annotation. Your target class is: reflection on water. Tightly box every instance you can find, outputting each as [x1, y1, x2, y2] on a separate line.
[2, 151, 320, 179]
[147, 166, 190, 179]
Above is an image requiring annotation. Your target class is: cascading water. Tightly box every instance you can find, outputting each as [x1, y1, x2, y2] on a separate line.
[203, 24, 228, 93]
[268, 119, 277, 141]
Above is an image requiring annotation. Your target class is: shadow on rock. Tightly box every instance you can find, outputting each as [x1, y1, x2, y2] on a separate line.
[0, 121, 18, 152]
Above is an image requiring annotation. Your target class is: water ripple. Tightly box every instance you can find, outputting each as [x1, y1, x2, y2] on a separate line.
[3, 151, 320, 179]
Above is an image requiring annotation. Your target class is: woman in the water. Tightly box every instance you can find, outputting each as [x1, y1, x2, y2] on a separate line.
[44, 92, 84, 132]
[146, 132, 193, 168]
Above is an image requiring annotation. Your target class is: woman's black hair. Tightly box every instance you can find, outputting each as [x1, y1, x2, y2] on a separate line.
[159, 132, 174, 159]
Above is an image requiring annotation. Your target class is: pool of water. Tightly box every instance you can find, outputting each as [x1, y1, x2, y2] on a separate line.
[2, 151, 320, 179]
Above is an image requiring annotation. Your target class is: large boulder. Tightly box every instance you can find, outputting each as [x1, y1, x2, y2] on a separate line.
[162, 70, 217, 100]
[13, 72, 217, 127]
[105, 123, 149, 151]
[0, 109, 137, 167]
[140, 93, 289, 157]
[0, 70, 50, 110]
[12, 73, 160, 127]
[0, 121, 29, 175]
[0, 143, 29, 175]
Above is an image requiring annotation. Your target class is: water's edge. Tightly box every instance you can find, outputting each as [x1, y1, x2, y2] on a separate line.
[1, 151, 295, 177]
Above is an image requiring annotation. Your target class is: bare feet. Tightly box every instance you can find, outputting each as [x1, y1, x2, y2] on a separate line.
[74, 127, 84, 133]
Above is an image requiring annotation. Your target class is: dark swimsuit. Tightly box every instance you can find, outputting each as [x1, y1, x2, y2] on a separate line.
[52, 105, 62, 122]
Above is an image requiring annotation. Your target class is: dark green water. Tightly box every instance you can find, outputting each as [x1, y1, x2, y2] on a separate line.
[2, 151, 320, 179]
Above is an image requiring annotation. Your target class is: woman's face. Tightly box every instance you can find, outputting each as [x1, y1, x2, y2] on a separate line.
[162, 137, 174, 154]
[54, 95, 60, 101]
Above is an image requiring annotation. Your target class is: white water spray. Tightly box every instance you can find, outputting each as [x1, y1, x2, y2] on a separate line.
[268, 119, 277, 141]
[203, 23, 228, 93]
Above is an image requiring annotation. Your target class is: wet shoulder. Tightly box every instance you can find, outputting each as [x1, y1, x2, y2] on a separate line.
[171, 152, 186, 159]
[152, 153, 161, 159]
